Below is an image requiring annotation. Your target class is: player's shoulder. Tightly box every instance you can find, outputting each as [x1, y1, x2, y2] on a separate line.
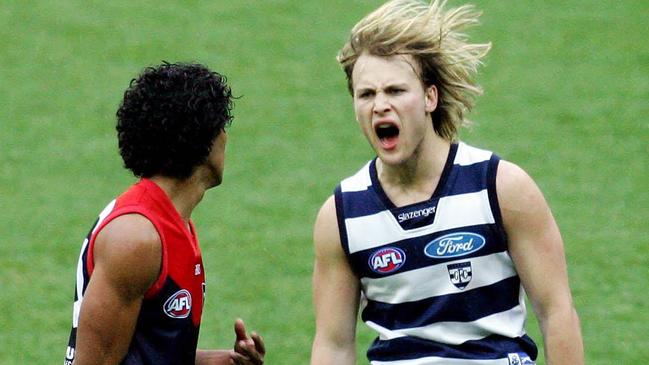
[93, 214, 161, 272]
[315, 195, 337, 227]
[496, 160, 547, 213]
[496, 159, 537, 188]
[93, 214, 162, 296]
[496, 160, 529, 184]
[98, 214, 160, 250]
[313, 195, 342, 250]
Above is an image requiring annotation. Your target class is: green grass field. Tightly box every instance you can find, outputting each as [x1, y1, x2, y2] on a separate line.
[1, 0, 647, 363]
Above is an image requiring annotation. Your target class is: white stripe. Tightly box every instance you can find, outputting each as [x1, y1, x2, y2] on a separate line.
[346, 210, 398, 253]
[454, 142, 492, 166]
[72, 299, 82, 328]
[340, 161, 372, 192]
[72, 199, 116, 328]
[74, 238, 89, 312]
[346, 190, 494, 253]
[362, 252, 516, 304]
[93, 199, 117, 234]
[371, 356, 510, 365]
[434, 190, 494, 234]
[366, 305, 527, 345]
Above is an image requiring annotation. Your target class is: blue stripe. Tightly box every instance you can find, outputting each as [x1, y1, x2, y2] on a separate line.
[487, 155, 506, 234]
[338, 188, 387, 218]
[361, 276, 521, 327]
[440, 160, 491, 196]
[367, 334, 538, 362]
[349, 225, 507, 279]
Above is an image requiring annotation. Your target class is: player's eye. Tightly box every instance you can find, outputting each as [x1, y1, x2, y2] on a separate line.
[357, 90, 374, 99]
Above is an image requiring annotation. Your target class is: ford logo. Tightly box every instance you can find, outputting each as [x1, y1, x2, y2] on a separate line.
[424, 232, 485, 258]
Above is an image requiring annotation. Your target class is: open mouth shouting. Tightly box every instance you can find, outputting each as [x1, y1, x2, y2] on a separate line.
[374, 121, 400, 150]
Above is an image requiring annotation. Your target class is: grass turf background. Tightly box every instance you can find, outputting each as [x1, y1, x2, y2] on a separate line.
[1, 0, 647, 363]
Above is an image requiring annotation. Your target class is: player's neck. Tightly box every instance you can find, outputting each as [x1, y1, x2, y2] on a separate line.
[149, 175, 207, 222]
[377, 136, 450, 206]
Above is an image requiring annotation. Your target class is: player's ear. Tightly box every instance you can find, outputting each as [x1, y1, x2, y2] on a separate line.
[425, 85, 438, 113]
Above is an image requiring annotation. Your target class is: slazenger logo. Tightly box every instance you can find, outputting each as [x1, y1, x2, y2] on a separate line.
[424, 232, 485, 258]
[397, 206, 436, 223]
[163, 289, 192, 319]
[369, 247, 406, 274]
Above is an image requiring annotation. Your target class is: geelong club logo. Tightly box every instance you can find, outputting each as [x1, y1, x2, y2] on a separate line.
[163, 289, 192, 319]
[447, 261, 472, 290]
[369, 247, 406, 274]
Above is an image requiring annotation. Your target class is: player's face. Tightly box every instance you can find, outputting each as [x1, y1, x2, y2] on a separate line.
[351, 53, 437, 166]
[205, 129, 227, 187]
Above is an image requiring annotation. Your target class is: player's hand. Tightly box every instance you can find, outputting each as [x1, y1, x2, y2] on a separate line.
[230, 319, 265, 365]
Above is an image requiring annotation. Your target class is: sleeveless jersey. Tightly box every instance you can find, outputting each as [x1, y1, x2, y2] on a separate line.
[64, 179, 206, 365]
[334, 142, 538, 365]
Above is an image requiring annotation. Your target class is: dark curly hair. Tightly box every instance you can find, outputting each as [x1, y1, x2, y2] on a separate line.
[116, 62, 234, 179]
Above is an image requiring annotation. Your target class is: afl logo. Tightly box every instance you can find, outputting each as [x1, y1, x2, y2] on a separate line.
[369, 247, 406, 274]
[163, 289, 192, 319]
[425, 232, 485, 258]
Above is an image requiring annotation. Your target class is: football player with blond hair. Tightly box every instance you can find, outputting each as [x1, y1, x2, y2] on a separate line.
[311, 1, 584, 364]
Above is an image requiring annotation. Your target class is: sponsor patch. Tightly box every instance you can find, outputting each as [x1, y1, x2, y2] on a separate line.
[447, 261, 472, 289]
[397, 206, 436, 223]
[369, 247, 406, 274]
[163, 289, 192, 319]
[424, 232, 485, 258]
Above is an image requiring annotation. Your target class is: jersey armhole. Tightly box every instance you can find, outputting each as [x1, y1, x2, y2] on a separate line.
[86, 208, 169, 299]
[333, 185, 351, 256]
[487, 154, 508, 243]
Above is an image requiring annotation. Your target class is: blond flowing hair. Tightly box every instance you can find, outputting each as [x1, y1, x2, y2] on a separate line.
[338, 0, 491, 140]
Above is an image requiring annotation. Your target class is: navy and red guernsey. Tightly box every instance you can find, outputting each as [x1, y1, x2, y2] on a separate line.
[64, 179, 206, 365]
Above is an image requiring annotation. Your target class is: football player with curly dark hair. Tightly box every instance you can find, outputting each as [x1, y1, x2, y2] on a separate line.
[116, 62, 234, 181]
[65, 62, 265, 365]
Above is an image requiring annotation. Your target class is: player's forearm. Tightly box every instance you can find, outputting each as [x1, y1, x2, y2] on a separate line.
[71, 333, 131, 365]
[310, 338, 356, 365]
[310, 350, 355, 365]
[540, 307, 584, 365]
[195, 349, 233, 365]
[72, 304, 138, 365]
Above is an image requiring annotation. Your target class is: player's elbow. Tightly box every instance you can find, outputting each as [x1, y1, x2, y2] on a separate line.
[311, 333, 356, 365]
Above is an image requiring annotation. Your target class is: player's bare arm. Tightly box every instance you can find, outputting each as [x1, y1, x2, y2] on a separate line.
[497, 160, 584, 365]
[72, 214, 161, 365]
[311, 196, 361, 365]
[71, 215, 264, 365]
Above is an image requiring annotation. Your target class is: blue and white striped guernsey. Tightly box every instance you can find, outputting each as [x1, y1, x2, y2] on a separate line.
[334, 142, 538, 365]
